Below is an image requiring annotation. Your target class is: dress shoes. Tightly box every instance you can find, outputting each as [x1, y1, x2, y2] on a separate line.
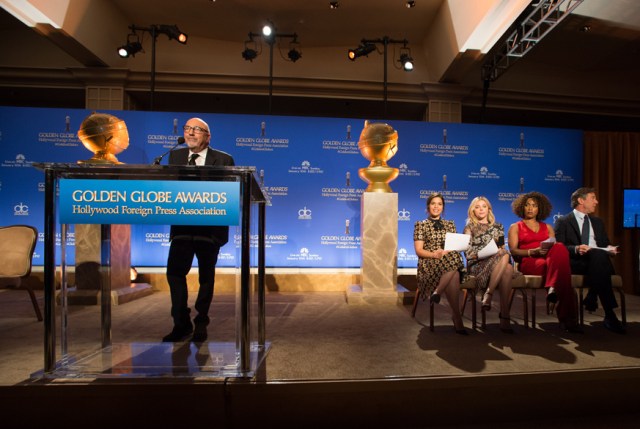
[162, 323, 193, 342]
[192, 322, 209, 342]
[603, 316, 626, 334]
[429, 292, 441, 304]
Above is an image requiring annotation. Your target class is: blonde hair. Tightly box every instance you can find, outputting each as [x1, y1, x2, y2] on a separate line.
[466, 196, 495, 226]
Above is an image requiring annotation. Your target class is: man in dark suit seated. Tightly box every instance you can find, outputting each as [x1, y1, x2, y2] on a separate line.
[554, 187, 625, 334]
[162, 117, 235, 342]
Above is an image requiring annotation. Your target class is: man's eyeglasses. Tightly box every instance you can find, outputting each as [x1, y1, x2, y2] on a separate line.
[183, 125, 209, 134]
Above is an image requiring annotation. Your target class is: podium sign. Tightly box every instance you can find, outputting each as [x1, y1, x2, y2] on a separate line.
[59, 179, 240, 225]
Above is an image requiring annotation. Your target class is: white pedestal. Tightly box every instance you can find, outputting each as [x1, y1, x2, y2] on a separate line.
[347, 193, 400, 305]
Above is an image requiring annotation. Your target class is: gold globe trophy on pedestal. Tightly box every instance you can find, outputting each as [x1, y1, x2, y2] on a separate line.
[357, 120, 399, 192]
[77, 112, 129, 164]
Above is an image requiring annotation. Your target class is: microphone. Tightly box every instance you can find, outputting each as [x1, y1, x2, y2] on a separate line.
[153, 137, 185, 165]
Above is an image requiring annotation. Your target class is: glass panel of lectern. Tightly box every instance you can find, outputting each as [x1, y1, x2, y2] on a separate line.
[32, 163, 268, 379]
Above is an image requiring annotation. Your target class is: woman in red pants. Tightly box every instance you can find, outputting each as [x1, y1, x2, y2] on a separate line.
[508, 191, 581, 333]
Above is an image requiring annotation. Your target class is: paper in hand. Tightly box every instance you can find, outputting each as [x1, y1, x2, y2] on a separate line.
[444, 232, 471, 251]
[477, 239, 498, 259]
[540, 237, 556, 249]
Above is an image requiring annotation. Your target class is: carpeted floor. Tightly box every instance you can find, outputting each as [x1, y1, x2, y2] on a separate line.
[1, 287, 639, 385]
[2, 287, 640, 428]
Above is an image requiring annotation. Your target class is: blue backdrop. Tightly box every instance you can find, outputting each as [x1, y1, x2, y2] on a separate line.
[0, 106, 583, 268]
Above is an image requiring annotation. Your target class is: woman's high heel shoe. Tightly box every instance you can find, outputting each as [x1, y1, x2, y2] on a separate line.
[481, 291, 493, 311]
[453, 318, 468, 335]
[429, 292, 441, 304]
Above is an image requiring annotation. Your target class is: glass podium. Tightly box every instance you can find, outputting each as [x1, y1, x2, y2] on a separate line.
[32, 163, 268, 379]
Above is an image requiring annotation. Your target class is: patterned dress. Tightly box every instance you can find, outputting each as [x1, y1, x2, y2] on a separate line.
[463, 222, 509, 293]
[413, 218, 463, 300]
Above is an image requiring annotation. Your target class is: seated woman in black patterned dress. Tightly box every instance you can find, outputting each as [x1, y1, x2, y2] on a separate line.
[413, 193, 467, 335]
[463, 196, 514, 333]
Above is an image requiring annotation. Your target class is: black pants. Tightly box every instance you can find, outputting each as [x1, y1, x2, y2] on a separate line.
[166, 237, 221, 327]
[570, 250, 617, 311]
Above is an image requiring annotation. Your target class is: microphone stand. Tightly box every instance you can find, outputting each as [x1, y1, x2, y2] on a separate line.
[153, 137, 185, 165]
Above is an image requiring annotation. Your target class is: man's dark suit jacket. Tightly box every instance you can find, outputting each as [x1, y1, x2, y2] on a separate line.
[554, 211, 610, 258]
[168, 146, 235, 246]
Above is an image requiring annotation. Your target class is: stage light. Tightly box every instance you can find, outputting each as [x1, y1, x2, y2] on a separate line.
[399, 53, 414, 71]
[242, 36, 259, 61]
[243, 22, 301, 113]
[406, 1, 416, 8]
[117, 41, 143, 58]
[286, 37, 302, 62]
[157, 24, 188, 44]
[262, 22, 275, 44]
[347, 43, 376, 61]
[242, 47, 258, 61]
[287, 48, 302, 62]
[117, 24, 188, 110]
[329, 1, 339, 9]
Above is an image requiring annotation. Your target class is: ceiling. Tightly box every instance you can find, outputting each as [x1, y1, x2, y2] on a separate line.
[1, 0, 639, 126]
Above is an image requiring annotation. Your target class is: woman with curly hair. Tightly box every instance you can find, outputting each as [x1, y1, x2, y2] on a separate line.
[414, 193, 467, 335]
[507, 191, 580, 332]
[464, 196, 514, 333]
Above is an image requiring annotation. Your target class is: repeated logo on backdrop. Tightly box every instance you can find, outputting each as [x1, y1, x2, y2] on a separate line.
[0, 107, 583, 268]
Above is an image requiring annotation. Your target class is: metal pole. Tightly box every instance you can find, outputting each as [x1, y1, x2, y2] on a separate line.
[240, 172, 252, 372]
[268, 40, 274, 114]
[100, 224, 112, 348]
[150, 26, 157, 111]
[383, 37, 388, 118]
[258, 201, 266, 347]
[43, 168, 56, 372]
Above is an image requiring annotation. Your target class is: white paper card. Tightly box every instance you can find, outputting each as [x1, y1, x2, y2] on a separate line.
[444, 232, 471, 251]
[477, 239, 498, 259]
[540, 237, 556, 249]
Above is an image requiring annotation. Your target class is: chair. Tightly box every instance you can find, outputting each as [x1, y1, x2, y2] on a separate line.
[411, 275, 477, 331]
[572, 274, 626, 327]
[0, 225, 42, 321]
[509, 263, 546, 328]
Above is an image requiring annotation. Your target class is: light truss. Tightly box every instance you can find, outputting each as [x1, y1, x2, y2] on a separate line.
[482, 0, 584, 82]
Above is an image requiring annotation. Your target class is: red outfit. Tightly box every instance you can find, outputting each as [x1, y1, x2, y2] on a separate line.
[516, 221, 577, 323]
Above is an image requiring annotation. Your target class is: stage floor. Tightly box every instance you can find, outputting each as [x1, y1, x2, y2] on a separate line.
[2, 288, 640, 428]
[1, 288, 639, 385]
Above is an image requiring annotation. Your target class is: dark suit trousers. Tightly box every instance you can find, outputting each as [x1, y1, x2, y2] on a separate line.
[570, 250, 617, 311]
[166, 237, 220, 326]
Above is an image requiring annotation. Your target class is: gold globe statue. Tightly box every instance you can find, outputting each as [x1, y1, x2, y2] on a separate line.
[357, 120, 399, 192]
[77, 112, 129, 164]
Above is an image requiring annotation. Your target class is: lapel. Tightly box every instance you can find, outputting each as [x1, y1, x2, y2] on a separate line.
[567, 211, 581, 240]
[204, 148, 216, 166]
